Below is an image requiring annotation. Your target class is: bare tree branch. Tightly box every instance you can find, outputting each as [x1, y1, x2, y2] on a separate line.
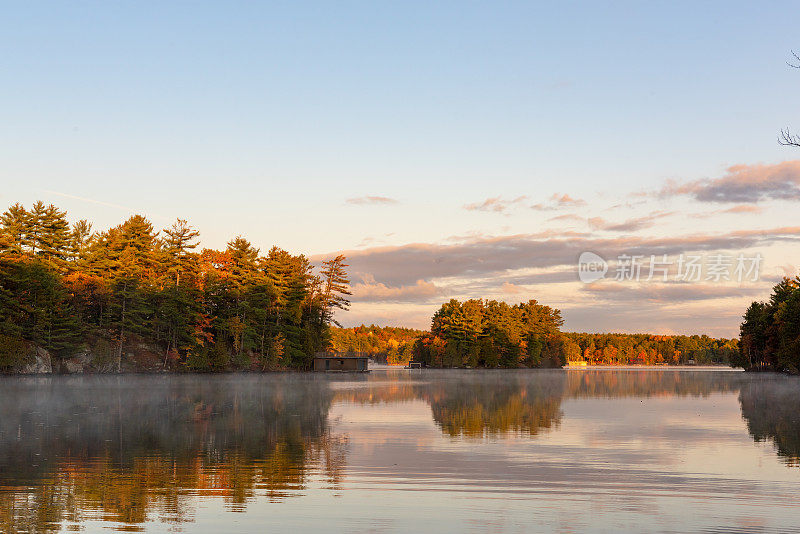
[779, 52, 800, 147]
[779, 128, 800, 147]
[789, 50, 800, 68]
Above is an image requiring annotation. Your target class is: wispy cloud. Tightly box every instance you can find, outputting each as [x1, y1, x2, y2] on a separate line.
[351, 275, 440, 303]
[532, 193, 587, 211]
[43, 190, 140, 213]
[657, 161, 800, 203]
[548, 213, 584, 223]
[589, 211, 675, 232]
[464, 195, 528, 213]
[691, 204, 764, 219]
[346, 195, 399, 206]
[722, 204, 763, 214]
[42, 190, 168, 221]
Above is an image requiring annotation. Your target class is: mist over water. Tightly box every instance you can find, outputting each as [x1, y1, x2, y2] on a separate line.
[1, 369, 799, 533]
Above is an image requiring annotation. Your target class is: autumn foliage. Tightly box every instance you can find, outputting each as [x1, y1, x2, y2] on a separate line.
[0, 201, 351, 371]
[330, 325, 422, 365]
[413, 298, 738, 368]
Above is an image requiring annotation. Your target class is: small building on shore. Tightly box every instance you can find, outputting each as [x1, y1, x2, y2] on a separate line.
[313, 352, 369, 372]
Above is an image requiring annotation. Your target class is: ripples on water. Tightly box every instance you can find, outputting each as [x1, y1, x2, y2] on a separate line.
[0, 369, 799, 533]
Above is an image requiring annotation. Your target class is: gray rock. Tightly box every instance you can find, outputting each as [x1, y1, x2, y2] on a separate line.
[21, 346, 52, 374]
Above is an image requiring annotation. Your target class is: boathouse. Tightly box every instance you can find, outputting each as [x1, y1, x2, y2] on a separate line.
[313, 352, 369, 372]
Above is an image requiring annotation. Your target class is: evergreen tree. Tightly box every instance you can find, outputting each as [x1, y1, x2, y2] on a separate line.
[162, 219, 200, 286]
[0, 203, 30, 254]
[27, 201, 47, 255]
[320, 254, 351, 327]
[70, 219, 93, 264]
[34, 203, 71, 270]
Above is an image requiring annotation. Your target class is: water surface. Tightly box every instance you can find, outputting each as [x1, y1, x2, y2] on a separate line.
[1, 368, 799, 532]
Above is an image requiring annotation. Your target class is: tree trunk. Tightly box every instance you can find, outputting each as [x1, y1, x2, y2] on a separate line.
[117, 283, 126, 373]
[164, 334, 171, 369]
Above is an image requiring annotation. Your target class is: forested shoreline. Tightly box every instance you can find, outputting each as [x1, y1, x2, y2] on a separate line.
[0, 201, 351, 372]
[411, 299, 740, 368]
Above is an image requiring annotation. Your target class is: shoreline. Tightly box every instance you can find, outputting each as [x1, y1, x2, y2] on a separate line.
[2, 364, 745, 377]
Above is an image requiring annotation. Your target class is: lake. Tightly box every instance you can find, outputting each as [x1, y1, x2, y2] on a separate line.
[1, 368, 799, 533]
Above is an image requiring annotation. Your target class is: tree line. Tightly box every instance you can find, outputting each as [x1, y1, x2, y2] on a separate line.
[0, 201, 351, 371]
[330, 324, 422, 365]
[563, 332, 739, 366]
[413, 299, 566, 368]
[739, 276, 800, 372]
[412, 298, 739, 368]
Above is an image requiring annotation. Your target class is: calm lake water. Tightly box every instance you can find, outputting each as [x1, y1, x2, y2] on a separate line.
[1, 368, 800, 533]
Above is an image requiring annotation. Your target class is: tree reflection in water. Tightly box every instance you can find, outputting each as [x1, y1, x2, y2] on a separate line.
[563, 369, 746, 398]
[1, 370, 800, 531]
[0, 375, 343, 532]
[423, 372, 565, 438]
[739, 377, 800, 466]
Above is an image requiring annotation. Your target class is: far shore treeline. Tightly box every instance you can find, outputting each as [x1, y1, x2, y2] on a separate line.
[0, 201, 351, 372]
[408, 299, 740, 368]
[332, 321, 739, 367]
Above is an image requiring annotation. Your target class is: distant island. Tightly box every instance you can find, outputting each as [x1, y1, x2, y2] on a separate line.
[0, 201, 762, 374]
[356, 299, 738, 368]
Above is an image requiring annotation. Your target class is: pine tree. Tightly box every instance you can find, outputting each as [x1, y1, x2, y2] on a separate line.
[156, 219, 202, 367]
[320, 255, 351, 327]
[0, 203, 31, 254]
[70, 219, 93, 265]
[27, 201, 47, 255]
[35, 203, 71, 270]
[162, 219, 200, 286]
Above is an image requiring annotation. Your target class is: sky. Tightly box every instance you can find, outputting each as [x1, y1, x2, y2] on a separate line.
[2, 1, 800, 336]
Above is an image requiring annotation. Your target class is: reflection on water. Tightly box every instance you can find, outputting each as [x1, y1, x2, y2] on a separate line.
[739, 376, 800, 466]
[425, 372, 565, 437]
[0, 369, 799, 532]
[0, 376, 344, 531]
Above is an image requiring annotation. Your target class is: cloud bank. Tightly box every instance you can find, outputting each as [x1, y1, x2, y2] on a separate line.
[316, 226, 800, 287]
[658, 161, 800, 203]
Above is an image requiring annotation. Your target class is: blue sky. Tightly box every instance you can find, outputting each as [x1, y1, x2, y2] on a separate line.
[2, 2, 800, 334]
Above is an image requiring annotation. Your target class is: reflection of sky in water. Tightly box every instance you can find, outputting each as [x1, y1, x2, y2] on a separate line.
[324, 394, 800, 533]
[2, 370, 800, 533]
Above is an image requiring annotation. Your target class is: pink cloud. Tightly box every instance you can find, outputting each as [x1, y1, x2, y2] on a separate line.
[532, 193, 587, 211]
[351, 276, 440, 303]
[346, 195, 399, 205]
[658, 161, 800, 203]
[464, 196, 528, 213]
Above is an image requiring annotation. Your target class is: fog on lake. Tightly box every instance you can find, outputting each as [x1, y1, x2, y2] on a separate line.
[1, 369, 799, 533]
